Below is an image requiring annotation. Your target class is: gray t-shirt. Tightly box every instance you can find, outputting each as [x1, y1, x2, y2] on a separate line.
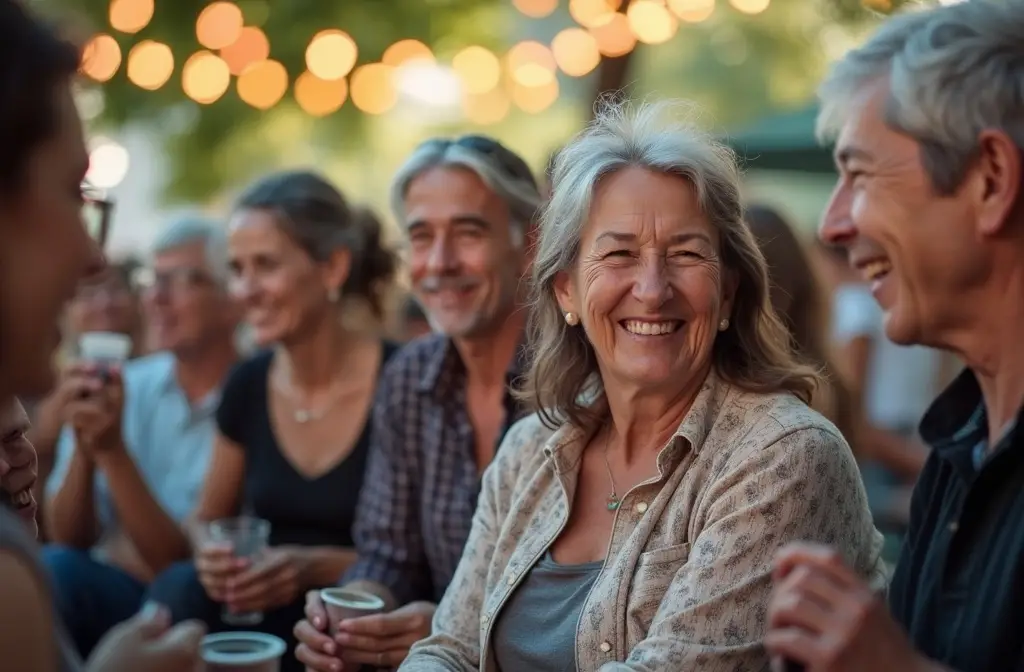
[0, 507, 81, 671]
[492, 551, 603, 672]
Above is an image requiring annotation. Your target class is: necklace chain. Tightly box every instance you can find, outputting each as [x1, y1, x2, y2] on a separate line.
[602, 432, 621, 512]
[272, 367, 347, 424]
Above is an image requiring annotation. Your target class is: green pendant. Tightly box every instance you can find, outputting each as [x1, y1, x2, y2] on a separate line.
[606, 495, 621, 511]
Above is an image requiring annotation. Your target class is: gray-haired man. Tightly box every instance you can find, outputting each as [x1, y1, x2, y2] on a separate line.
[295, 136, 542, 670]
[44, 216, 241, 657]
[766, 1, 1024, 671]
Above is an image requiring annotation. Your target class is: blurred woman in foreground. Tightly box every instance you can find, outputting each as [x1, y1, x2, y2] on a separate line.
[0, 1, 204, 669]
[400, 101, 883, 671]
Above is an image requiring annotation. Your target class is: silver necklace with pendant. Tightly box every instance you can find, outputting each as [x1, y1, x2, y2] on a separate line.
[602, 433, 621, 512]
[274, 369, 346, 424]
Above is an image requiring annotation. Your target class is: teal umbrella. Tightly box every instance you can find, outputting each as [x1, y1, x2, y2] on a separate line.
[724, 105, 836, 174]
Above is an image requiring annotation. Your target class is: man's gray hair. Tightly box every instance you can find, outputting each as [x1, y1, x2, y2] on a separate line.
[150, 214, 229, 285]
[389, 139, 543, 248]
[817, 0, 1024, 194]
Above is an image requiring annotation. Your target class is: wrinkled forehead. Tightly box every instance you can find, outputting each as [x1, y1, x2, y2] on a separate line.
[580, 167, 718, 247]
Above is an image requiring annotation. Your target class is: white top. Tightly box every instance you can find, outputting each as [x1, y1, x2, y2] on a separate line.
[832, 283, 941, 431]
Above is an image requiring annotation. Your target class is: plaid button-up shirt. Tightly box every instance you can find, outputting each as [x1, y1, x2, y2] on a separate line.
[343, 333, 527, 606]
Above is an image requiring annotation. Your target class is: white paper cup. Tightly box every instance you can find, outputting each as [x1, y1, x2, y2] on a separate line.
[201, 632, 286, 672]
[77, 331, 132, 366]
[320, 588, 385, 634]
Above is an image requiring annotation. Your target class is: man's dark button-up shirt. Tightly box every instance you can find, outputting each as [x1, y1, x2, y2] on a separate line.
[342, 333, 527, 606]
[889, 369, 1024, 672]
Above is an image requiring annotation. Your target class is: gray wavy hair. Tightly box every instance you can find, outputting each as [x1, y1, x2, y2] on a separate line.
[817, 0, 1024, 193]
[522, 99, 820, 430]
[389, 137, 543, 247]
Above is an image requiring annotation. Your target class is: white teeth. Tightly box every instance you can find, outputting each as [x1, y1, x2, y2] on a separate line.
[862, 260, 892, 281]
[12, 490, 31, 507]
[623, 320, 679, 336]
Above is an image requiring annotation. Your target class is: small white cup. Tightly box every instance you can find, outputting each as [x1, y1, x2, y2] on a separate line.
[77, 331, 132, 367]
[320, 588, 385, 635]
[201, 632, 286, 672]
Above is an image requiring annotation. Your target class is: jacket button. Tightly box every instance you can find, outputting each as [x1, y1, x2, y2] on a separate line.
[635, 501, 649, 514]
[599, 641, 612, 653]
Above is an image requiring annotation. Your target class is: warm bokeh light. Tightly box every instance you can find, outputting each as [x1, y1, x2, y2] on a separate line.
[237, 59, 288, 110]
[349, 63, 397, 115]
[108, 0, 154, 34]
[87, 139, 130, 189]
[126, 40, 174, 90]
[512, 0, 558, 18]
[730, 0, 770, 14]
[628, 1, 678, 44]
[81, 34, 122, 82]
[182, 51, 231, 104]
[569, 0, 622, 28]
[590, 12, 637, 57]
[382, 39, 434, 68]
[511, 78, 559, 114]
[506, 41, 556, 88]
[668, 0, 716, 22]
[196, 2, 244, 50]
[220, 26, 270, 76]
[862, 0, 894, 11]
[462, 88, 511, 125]
[294, 71, 348, 117]
[551, 28, 601, 77]
[452, 45, 501, 95]
[305, 29, 358, 81]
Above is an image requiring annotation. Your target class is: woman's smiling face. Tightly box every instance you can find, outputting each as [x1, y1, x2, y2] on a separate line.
[555, 166, 735, 395]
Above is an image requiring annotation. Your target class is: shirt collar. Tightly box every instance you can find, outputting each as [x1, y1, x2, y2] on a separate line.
[416, 334, 528, 398]
[156, 355, 223, 418]
[542, 369, 729, 477]
[919, 368, 1024, 476]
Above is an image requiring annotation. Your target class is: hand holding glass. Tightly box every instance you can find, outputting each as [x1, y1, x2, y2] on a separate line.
[204, 516, 271, 626]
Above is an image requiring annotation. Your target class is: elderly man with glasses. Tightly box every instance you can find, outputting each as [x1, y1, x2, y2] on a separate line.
[294, 136, 542, 671]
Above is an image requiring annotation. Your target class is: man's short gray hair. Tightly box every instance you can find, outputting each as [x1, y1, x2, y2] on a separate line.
[817, 0, 1024, 194]
[389, 138, 543, 247]
[150, 214, 228, 285]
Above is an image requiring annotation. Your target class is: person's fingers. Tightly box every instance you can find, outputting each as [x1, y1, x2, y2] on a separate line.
[335, 630, 420, 654]
[340, 646, 411, 668]
[763, 627, 824, 668]
[768, 579, 833, 634]
[295, 619, 337, 652]
[228, 552, 285, 592]
[781, 564, 857, 612]
[337, 611, 412, 637]
[225, 586, 272, 614]
[295, 643, 344, 672]
[129, 601, 172, 639]
[195, 544, 244, 576]
[304, 591, 328, 631]
[773, 543, 856, 587]
[152, 619, 207, 653]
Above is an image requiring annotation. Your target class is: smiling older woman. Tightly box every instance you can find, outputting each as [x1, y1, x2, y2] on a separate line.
[398, 101, 885, 672]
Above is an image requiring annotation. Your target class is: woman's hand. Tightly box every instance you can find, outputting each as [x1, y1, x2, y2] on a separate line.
[87, 602, 205, 672]
[195, 540, 245, 603]
[225, 545, 310, 614]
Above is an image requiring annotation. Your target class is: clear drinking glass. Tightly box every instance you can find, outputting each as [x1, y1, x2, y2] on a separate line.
[205, 516, 271, 626]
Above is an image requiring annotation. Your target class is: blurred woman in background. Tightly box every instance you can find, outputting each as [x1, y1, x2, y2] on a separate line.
[745, 204, 857, 444]
[145, 170, 400, 671]
[0, 1, 204, 669]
